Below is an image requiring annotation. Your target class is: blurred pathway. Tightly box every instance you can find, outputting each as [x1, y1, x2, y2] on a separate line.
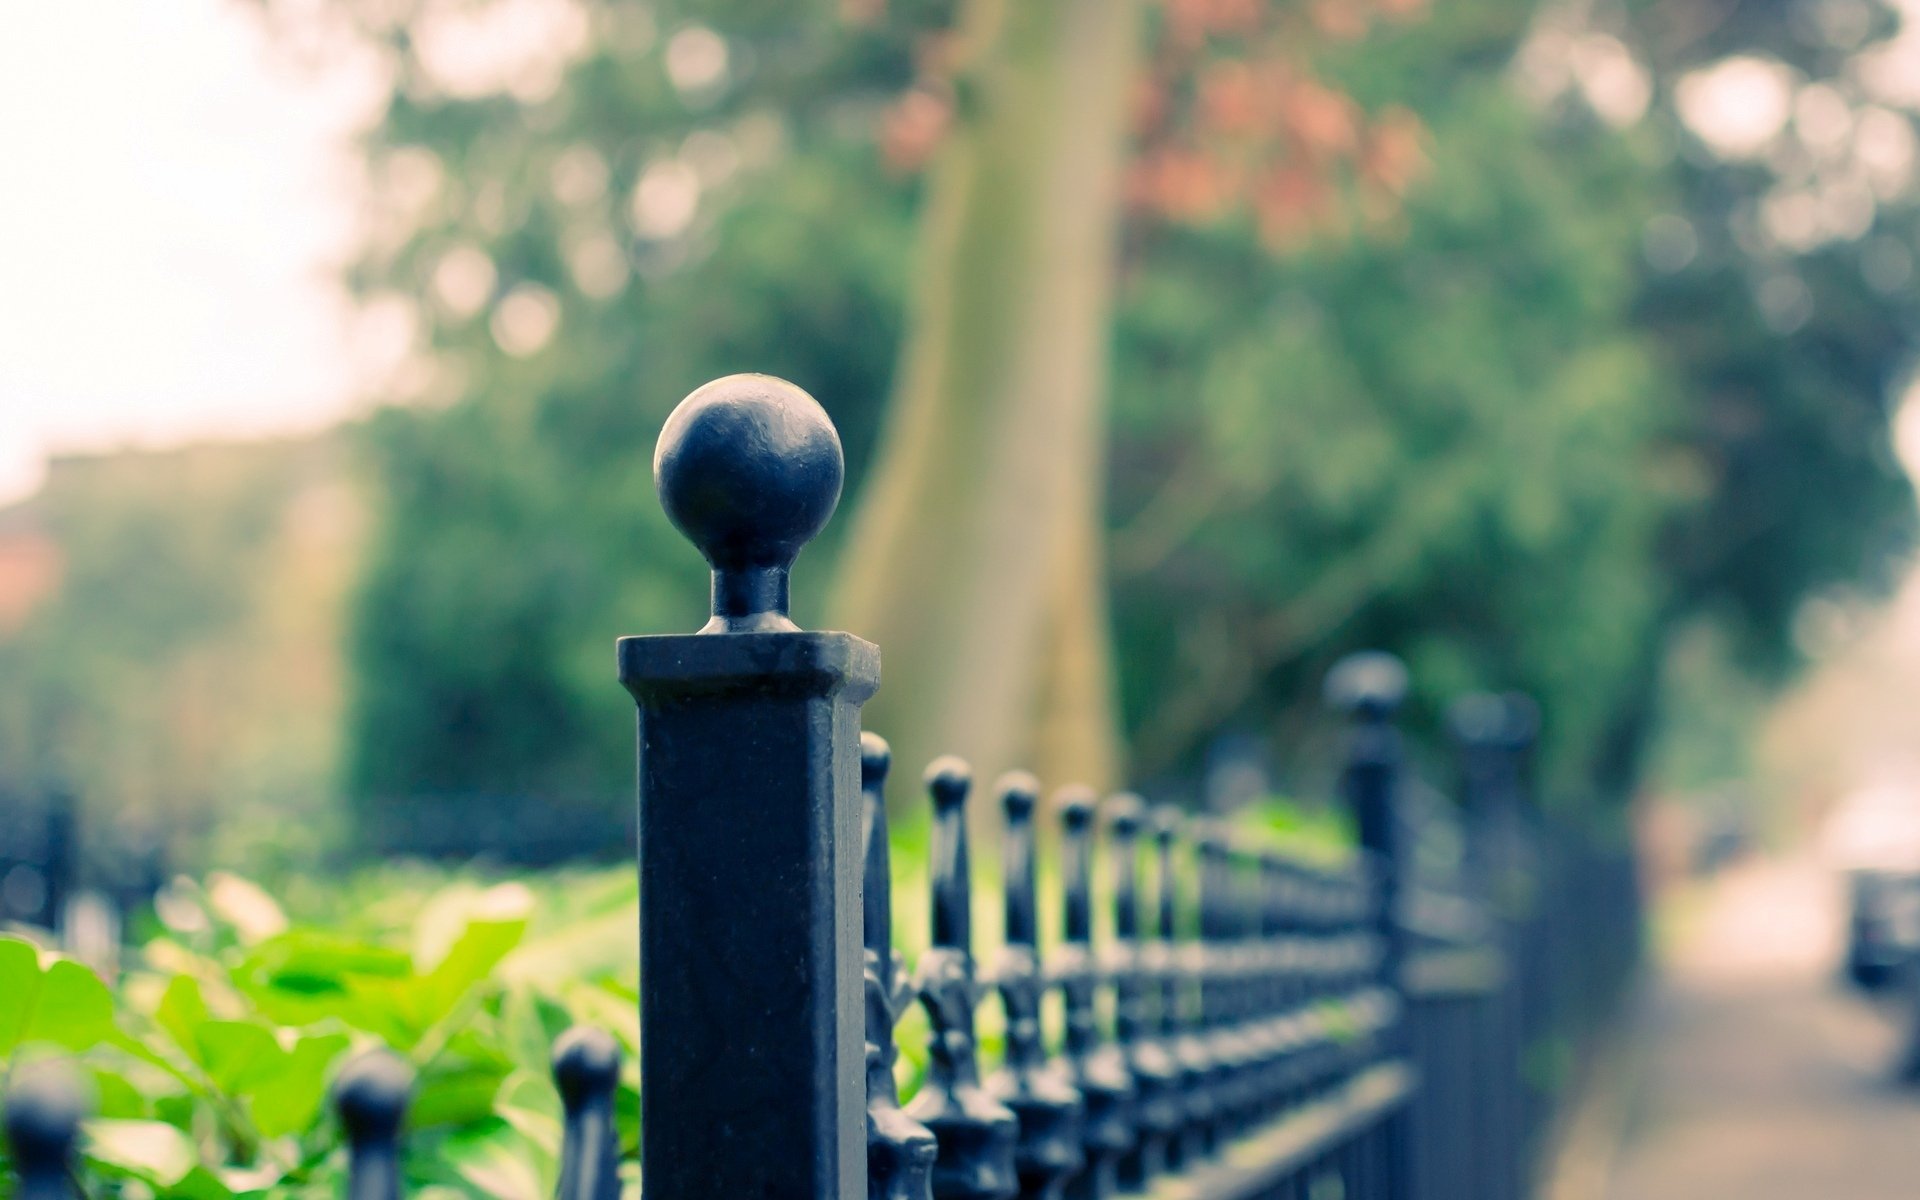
[1595, 856, 1920, 1199]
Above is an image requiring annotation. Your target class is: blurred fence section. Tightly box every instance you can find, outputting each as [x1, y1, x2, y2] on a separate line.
[0, 785, 73, 931]
[0, 784, 165, 968]
[1399, 780, 1641, 1200]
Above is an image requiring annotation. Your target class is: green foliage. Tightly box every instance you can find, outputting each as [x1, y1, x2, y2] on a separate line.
[254, 0, 1916, 828]
[0, 870, 640, 1199]
[314, 0, 920, 840]
[1110, 78, 1681, 788]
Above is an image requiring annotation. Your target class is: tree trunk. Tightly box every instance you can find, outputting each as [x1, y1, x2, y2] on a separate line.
[831, 0, 1139, 797]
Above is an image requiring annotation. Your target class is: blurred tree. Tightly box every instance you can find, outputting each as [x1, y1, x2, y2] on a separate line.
[239, 0, 1917, 848]
[829, 0, 1142, 794]
[1520, 0, 1920, 796]
[1107, 73, 1681, 796]
[239, 0, 931, 849]
[834, 0, 1433, 794]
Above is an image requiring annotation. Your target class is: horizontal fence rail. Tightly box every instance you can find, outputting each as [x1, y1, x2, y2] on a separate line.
[0, 374, 1639, 1200]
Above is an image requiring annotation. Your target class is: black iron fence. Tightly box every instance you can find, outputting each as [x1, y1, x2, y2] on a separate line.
[0, 373, 1638, 1199]
[0, 785, 167, 969]
[0, 786, 75, 932]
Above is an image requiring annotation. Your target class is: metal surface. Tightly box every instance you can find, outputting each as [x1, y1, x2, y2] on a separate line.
[553, 1027, 623, 1200]
[987, 772, 1085, 1200]
[619, 373, 877, 1200]
[906, 758, 1021, 1200]
[334, 1049, 413, 1200]
[4, 1063, 84, 1200]
[865, 733, 942, 1200]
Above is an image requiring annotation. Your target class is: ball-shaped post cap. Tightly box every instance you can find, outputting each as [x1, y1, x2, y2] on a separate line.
[1151, 804, 1183, 844]
[552, 1026, 623, 1108]
[4, 1061, 86, 1169]
[1324, 650, 1409, 719]
[334, 1049, 415, 1142]
[1447, 692, 1509, 749]
[1501, 691, 1542, 748]
[1056, 785, 1097, 832]
[998, 771, 1039, 820]
[1105, 793, 1145, 837]
[1194, 820, 1229, 856]
[861, 732, 892, 791]
[654, 374, 845, 632]
[924, 756, 973, 812]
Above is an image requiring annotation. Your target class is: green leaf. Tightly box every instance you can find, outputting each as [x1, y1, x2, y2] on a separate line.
[0, 937, 40, 1055]
[0, 938, 113, 1059]
[444, 1121, 546, 1200]
[496, 1076, 562, 1147]
[242, 930, 412, 991]
[195, 1021, 287, 1093]
[237, 931, 411, 1027]
[155, 976, 211, 1057]
[497, 988, 557, 1084]
[430, 916, 527, 988]
[246, 1032, 349, 1138]
[88, 1066, 150, 1120]
[167, 1165, 238, 1200]
[556, 981, 639, 1054]
[499, 904, 637, 988]
[416, 917, 528, 1022]
[410, 1061, 511, 1129]
[413, 883, 533, 972]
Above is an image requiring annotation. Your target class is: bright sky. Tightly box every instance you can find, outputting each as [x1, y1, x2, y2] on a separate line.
[0, 0, 378, 504]
[4, 0, 1918, 512]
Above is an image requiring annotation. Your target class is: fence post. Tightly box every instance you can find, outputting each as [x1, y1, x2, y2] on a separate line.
[334, 1049, 414, 1200]
[1326, 650, 1411, 1200]
[985, 772, 1084, 1200]
[5, 1064, 84, 1200]
[1449, 692, 1540, 1200]
[906, 759, 1019, 1200]
[553, 1027, 623, 1200]
[1151, 805, 1211, 1168]
[619, 374, 878, 1200]
[1110, 795, 1179, 1188]
[862, 734, 939, 1200]
[1058, 788, 1133, 1200]
[1194, 823, 1232, 1154]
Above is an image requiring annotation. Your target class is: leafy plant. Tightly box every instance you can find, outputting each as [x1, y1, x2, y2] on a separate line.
[0, 869, 640, 1199]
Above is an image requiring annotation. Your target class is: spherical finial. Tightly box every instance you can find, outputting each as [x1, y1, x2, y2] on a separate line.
[334, 1049, 414, 1142]
[1501, 692, 1541, 749]
[1151, 804, 1183, 844]
[1194, 820, 1228, 856]
[998, 771, 1039, 820]
[1323, 651, 1409, 719]
[552, 1026, 623, 1108]
[924, 756, 973, 812]
[5, 1061, 86, 1172]
[1056, 785, 1096, 832]
[1447, 692, 1509, 749]
[860, 732, 892, 791]
[653, 374, 845, 633]
[1105, 793, 1144, 837]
